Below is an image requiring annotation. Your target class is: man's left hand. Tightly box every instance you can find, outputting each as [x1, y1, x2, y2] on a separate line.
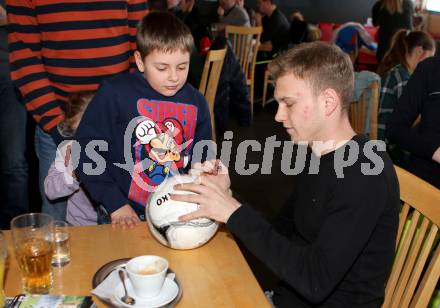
[171, 175, 241, 224]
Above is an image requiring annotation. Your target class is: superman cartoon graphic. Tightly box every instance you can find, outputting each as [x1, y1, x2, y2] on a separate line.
[134, 117, 189, 185]
[128, 98, 197, 206]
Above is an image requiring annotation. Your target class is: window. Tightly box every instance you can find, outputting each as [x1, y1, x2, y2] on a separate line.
[427, 0, 440, 13]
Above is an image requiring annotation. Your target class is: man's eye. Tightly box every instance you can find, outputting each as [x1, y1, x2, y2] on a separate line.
[156, 67, 166, 71]
[178, 66, 187, 71]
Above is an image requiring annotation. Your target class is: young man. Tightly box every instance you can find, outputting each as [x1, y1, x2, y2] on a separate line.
[7, 0, 147, 221]
[173, 42, 399, 307]
[76, 12, 212, 228]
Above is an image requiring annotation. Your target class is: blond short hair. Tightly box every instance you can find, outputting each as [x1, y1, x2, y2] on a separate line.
[268, 42, 354, 111]
[136, 11, 194, 59]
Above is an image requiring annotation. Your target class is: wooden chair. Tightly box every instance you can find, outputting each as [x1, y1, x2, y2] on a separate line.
[225, 25, 262, 116]
[199, 48, 227, 141]
[383, 166, 440, 308]
[262, 68, 274, 107]
[349, 79, 379, 139]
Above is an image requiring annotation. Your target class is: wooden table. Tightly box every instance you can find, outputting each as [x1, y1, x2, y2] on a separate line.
[3, 223, 269, 307]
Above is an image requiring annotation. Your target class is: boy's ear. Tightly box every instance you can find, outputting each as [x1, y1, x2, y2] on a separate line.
[134, 51, 145, 72]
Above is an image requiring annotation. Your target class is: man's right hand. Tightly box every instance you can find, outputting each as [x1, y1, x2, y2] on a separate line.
[189, 159, 231, 193]
[111, 204, 140, 229]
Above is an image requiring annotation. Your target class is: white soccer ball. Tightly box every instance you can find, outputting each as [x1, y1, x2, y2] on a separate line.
[146, 174, 219, 250]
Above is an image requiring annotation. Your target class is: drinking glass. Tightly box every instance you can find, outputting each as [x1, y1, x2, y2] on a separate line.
[51, 221, 71, 267]
[11, 213, 55, 294]
[0, 231, 7, 307]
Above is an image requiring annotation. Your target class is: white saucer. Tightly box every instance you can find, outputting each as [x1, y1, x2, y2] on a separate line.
[113, 276, 179, 308]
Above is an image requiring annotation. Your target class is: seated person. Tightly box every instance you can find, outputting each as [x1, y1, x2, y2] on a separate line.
[216, 0, 250, 32]
[255, 0, 290, 57]
[211, 36, 252, 136]
[386, 56, 440, 188]
[377, 30, 434, 164]
[173, 42, 399, 307]
[289, 10, 308, 45]
[76, 12, 212, 228]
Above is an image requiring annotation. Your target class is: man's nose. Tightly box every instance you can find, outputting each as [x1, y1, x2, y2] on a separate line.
[274, 105, 285, 123]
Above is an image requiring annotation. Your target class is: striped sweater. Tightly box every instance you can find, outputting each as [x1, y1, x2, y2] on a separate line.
[7, 0, 147, 142]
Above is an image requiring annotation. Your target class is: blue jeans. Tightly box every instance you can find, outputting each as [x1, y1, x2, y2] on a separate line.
[0, 77, 29, 229]
[35, 126, 67, 221]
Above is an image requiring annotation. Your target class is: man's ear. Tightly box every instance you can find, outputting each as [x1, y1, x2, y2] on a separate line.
[321, 88, 339, 116]
[134, 51, 145, 73]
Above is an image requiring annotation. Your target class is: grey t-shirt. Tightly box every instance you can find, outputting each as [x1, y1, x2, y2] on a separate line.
[220, 4, 250, 27]
[0, 0, 9, 78]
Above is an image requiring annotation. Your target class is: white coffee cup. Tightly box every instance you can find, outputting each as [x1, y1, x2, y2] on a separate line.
[125, 255, 169, 298]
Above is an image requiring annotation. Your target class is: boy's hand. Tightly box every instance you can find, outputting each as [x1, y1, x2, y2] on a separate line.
[189, 159, 230, 192]
[111, 204, 140, 229]
[63, 143, 77, 179]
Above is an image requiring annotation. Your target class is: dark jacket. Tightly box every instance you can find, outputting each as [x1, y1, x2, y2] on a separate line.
[372, 0, 414, 62]
[211, 36, 251, 135]
[386, 56, 440, 188]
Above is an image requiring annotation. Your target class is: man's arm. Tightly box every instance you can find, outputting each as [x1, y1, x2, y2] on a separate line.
[227, 174, 395, 303]
[7, 0, 64, 144]
[127, 0, 147, 67]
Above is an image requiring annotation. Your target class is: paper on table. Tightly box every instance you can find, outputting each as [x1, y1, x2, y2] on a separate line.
[91, 268, 125, 306]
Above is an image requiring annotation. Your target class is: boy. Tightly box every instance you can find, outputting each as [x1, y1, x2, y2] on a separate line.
[76, 12, 212, 228]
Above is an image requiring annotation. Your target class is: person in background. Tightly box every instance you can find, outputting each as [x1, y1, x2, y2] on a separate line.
[45, 92, 98, 226]
[289, 10, 309, 45]
[76, 12, 212, 229]
[0, 2, 28, 229]
[173, 42, 399, 307]
[167, 0, 201, 40]
[216, 0, 250, 32]
[210, 36, 252, 137]
[255, 0, 290, 56]
[372, 0, 414, 63]
[377, 30, 435, 150]
[149, 0, 167, 11]
[7, 0, 147, 221]
[238, 0, 256, 26]
[386, 56, 440, 188]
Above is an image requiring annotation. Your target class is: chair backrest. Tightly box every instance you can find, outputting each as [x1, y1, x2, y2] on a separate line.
[225, 25, 262, 79]
[199, 48, 227, 141]
[383, 166, 440, 308]
[349, 79, 379, 139]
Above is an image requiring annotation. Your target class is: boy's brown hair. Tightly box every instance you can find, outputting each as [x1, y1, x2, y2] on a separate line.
[136, 11, 194, 59]
[268, 42, 354, 111]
